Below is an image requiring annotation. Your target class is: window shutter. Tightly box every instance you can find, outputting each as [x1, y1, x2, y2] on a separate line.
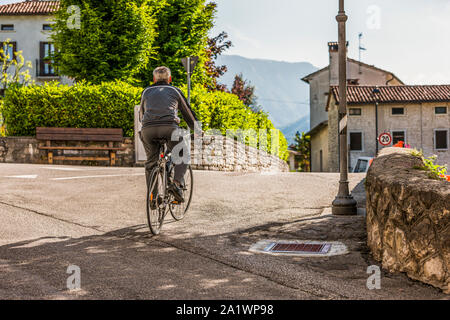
[12, 41, 17, 61]
[39, 42, 45, 76]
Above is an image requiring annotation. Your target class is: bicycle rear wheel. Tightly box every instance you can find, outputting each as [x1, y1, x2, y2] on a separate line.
[146, 167, 167, 235]
[170, 165, 193, 221]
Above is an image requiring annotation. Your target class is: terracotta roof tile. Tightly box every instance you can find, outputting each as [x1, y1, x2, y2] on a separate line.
[0, 1, 59, 15]
[331, 85, 450, 105]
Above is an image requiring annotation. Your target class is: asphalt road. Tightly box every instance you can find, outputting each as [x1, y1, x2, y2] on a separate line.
[0, 163, 447, 300]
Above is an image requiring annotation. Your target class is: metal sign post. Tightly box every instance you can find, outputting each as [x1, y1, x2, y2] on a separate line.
[181, 56, 199, 105]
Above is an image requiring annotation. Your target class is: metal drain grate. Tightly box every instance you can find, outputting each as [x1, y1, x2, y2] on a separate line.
[250, 240, 347, 257]
[267, 242, 331, 254]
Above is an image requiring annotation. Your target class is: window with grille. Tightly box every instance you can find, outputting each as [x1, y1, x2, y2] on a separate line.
[1, 24, 14, 31]
[435, 130, 448, 150]
[435, 106, 447, 115]
[392, 131, 406, 145]
[349, 132, 363, 151]
[349, 108, 361, 116]
[392, 107, 405, 115]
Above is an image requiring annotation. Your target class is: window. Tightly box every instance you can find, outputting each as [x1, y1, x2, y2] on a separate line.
[39, 42, 56, 76]
[354, 159, 369, 173]
[349, 108, 361, 116]
[435, 106, 447, 115]
[435, 130, 448, 150]
[392, 131, 406, 145]
[392, 107, 405, 115]
[43, 24, 53, 31]
[349, 132, 363, 151]
[1, 24, 14, 31]
[0, 41, 16, 61]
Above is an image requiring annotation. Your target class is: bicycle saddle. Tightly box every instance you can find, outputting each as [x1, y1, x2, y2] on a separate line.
[152, 138, 169, 144]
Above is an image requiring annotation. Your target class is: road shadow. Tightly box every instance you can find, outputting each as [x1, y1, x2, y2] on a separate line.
[0, 225, 305, 300]
[350, 177, 366, 208]
[0, 210, 445, 299]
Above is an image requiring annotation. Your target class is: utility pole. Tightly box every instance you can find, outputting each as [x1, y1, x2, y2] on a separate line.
[187, 57, 192, 104]
[373, 87, 380, 155]
[332, 0, 357, 216]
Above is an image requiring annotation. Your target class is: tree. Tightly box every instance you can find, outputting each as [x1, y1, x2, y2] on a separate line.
[138, 0, 216, 87]
[51, 0, 157, 84]
[231, 73, 259, 112]
[205, 31, 232, 91]
[1, 39, 33, 92]
[293, 131, 311, 172]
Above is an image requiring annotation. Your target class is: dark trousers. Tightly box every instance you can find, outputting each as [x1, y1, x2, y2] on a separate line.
[139, 125, 188, 185]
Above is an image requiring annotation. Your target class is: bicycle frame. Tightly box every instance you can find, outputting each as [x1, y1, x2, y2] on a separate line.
[155, 142, 175, 218]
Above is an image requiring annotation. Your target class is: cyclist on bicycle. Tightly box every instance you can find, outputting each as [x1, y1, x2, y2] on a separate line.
[139, 66, 197, 203]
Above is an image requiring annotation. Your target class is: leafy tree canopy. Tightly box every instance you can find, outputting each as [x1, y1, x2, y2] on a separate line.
[293, 131, 311, 172]
[138, 0, 216, 87]
[205, 31, 232, 91]
[51, 0, 159, 84]
[231, 73, 259, 112]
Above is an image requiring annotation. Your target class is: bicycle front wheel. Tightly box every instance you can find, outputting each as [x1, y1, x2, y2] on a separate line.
[170, 165, 193, 221]
[146, 167, 167, 235]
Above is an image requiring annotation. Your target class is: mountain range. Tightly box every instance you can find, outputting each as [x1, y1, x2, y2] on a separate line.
[216, 55, 318, 144]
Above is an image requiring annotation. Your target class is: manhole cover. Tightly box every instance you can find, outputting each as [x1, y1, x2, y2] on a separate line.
[249, 240, 348, 257]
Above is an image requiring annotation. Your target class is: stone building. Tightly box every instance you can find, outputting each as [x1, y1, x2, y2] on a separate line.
[0, 1, 70, 85]
[302, 42, 403, 172]
[327, 85, 450, 170]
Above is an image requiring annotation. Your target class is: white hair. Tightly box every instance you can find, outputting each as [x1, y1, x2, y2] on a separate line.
[153, 66, 171, 82]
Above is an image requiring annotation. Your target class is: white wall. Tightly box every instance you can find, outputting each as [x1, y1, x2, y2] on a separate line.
[308, 52, 401, 131]
[348, 102, 450, 168]
[0, 15, 71, 84]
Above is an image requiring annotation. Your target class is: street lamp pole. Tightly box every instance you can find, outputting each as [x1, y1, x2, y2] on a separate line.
[332, 0, 357, 216]
[373, 87, 380, 155]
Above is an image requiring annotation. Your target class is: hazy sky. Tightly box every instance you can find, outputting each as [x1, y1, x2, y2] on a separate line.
[210, 0, 450, 85]
[1, 0, 449, 84]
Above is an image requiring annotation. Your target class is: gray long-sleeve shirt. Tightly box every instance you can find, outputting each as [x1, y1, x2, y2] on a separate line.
[139, 82, 197, 130]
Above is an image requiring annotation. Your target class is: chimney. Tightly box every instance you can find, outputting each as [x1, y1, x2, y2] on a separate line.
[328, 41, 348, 86]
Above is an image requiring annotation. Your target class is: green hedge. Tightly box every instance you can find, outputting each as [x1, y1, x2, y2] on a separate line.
[0, 99, 5, 137]
[185, 85, 288, 161]
[1, 82, 288, 160]
[1, 81, 141, 137]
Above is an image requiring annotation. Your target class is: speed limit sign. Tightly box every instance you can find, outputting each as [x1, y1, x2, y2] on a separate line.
[378, 132, 392, 146]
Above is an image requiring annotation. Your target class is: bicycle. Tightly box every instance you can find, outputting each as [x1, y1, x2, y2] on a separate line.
[146, 138, 193, 235]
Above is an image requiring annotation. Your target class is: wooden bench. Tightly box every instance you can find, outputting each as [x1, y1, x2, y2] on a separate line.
[36, 127, 124, 166]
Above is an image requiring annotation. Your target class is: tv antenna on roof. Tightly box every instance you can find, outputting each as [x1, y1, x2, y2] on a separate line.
[358, 33, 366, 74]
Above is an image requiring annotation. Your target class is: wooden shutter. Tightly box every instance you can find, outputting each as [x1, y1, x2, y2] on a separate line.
[39, 42, 45, 76]
[435, 131, 448, 149]
[12, 41, 17, 61]
[350, 132, 362, 151]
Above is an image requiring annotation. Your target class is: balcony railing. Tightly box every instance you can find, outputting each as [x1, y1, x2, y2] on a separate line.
[35, 59, 58, 78]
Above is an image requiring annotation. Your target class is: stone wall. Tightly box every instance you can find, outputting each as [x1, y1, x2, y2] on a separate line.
[0, 135, 288, 172]
[366, 147, 450, 293]
[190, 134, 288, 172]
[0, 136, 134, 166]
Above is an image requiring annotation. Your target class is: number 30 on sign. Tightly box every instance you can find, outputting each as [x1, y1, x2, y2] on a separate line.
[378, 132, 392, 146]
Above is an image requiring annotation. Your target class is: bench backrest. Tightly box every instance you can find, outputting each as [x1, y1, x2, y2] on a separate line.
[36, 127, 123, 142]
